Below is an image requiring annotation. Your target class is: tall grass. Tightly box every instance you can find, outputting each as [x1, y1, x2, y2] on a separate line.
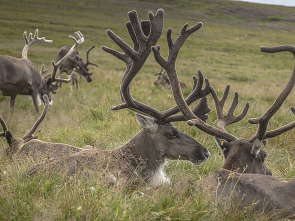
[0, 0, 295, 219]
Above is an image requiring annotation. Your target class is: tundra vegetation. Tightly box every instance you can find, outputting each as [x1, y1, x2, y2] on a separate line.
[0, 0, 295, 220]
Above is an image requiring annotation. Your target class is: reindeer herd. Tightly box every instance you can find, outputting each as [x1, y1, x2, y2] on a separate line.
[0, 8, 295, 218]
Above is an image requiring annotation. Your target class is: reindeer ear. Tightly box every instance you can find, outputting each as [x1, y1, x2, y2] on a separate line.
[250, 139, 261, 157]
[214, 136, 228, 152]
[135, 114, 158, 132]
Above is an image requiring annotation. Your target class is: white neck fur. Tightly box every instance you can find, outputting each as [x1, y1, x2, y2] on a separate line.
[150, 160, 170, 187]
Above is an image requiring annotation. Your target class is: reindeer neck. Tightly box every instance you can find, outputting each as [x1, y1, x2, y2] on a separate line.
[115, 129, 166, 181]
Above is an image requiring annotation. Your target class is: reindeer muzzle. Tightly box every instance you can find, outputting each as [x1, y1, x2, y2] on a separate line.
[87, 77, 92, 82]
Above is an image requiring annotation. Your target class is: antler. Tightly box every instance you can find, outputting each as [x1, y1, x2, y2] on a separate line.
[0, 116, 12, 147]
[249, 45, 295, 141]
[0, 115, 8, 137]
[102, 9, 210, 124]
[152, 22, 249, 141]
[154, 68, 165, 76]
[22, 29, 52, 59]
[40, 64, 51, 79]
[210, 85, 250, 132]
[0, 95, 50, 144]
[263, 107, 295, 139]
[86, 46, 98, 67]
[51, 31, 84, 83]
[22, 94, 50, 142]
[102, 9, 167, 123]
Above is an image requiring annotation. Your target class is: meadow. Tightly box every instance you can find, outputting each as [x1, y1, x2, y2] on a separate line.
[0, 0, 295, 220]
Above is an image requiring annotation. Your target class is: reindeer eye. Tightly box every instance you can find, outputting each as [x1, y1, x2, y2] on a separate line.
[167, 132, 177, 139]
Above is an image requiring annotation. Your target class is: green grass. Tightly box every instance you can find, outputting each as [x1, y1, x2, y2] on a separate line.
[0, 0, 295, 220]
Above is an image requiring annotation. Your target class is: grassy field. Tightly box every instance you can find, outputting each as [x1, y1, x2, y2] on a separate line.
[0, 0, 295, 220]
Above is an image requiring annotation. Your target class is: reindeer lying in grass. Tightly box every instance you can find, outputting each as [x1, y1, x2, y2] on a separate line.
[151, 22, 295, 217]
[0, 95, 86, 163]
[25, 9, 211, 188]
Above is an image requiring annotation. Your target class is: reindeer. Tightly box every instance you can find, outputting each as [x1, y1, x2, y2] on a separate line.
[154, 68, 187, 89]
[151, 23, 295, 217]
[55, 45, 98, 90]
[0, 95, 88, 164]
[0, 29, 84, 117]
[26, 9, 211, 188]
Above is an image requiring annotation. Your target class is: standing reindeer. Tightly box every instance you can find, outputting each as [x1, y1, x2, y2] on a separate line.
[152, 23, 295, 217]
[55, 45, 98, 90]
[27, 9, 211, 188]
[154, 68, 187, 89]
[0, 29, 84, 117]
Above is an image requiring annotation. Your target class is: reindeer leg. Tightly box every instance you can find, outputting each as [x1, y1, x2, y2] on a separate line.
[71, 74, 78, 90]
[71, 74, 75, 90]
[9, 96, 16, 119]
[58, 69, 63, 88]
[74, 75, 78, 90]
[31, 93, 40, 113]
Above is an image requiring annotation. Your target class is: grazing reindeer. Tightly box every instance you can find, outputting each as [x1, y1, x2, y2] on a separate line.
[56, 45, 98, 90]
[0, 95, 84, 163]
[152, 25, 295, 217]
[0, 29, 84, 117]
[154, 68, 187, 89]
[27, 9, 211, 188]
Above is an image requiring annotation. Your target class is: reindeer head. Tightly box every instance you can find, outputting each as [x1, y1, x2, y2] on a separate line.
[152, 23, 295, 176]
[214, 138, 271, 175]
[102, 9, 211, 166]
[73, 46, 98, 83]
[198, 84, 273, 175]
[154, 68, 170, 87]
[39, 31, 85, 102]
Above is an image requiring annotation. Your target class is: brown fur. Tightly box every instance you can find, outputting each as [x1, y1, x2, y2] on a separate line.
[0, 55, 53, 116]
[204, 168, 295, 219]
[26, 121, 209, 187]
[216, 138, 272, 175]
[7, 137, 82, 164]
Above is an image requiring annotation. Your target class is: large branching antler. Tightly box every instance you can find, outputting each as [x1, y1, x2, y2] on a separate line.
[103, 9, 164, 114]
[102, 9, 210, 124]
[51, 31, 84, 83]
[249, 45, 295, 141]
[22, 29, 53, 59]
[22, 94, 50, 142]
[102, 9, 167, 123]
[152, 23, 248, 141]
